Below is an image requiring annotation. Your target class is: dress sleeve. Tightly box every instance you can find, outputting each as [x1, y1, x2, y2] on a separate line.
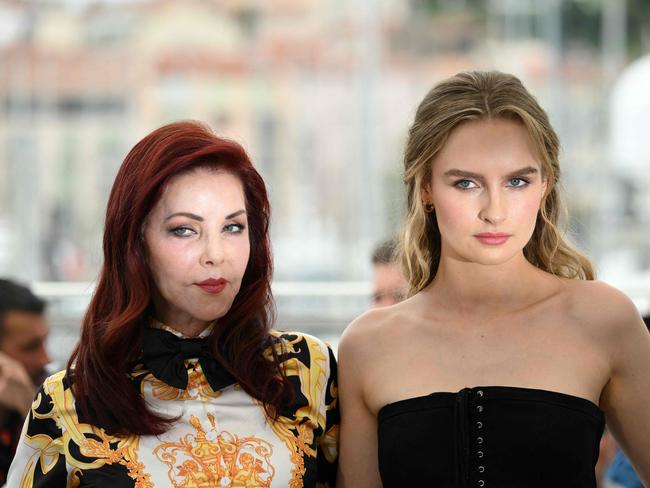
[6, 381, 69, 487]
[316, 345, 339, 487]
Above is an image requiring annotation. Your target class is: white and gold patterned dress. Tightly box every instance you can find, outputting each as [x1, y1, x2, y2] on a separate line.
[7, 326, 338, 487]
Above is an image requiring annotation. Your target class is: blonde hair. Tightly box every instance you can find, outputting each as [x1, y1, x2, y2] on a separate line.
[401, 71, 594, 295]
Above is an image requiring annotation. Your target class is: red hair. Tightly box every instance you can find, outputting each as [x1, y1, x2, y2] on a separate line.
[68, 121, 292, 435]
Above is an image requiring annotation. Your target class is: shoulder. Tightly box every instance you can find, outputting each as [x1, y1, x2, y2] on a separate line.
[338, 301, 411, 363]
[31, 370, 76, 420]
[270, 330, 336, 374]
[563, 279, 642, 331]
[37, 370, 69, 405]
[18, 370, 72, 447]
[270, 331, 338, 419]
[560, 279, 647, 357]
[42, 369, 70, 391]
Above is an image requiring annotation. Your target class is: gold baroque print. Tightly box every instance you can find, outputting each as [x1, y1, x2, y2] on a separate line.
[12, 332, 338, 488]
[153, 414, 276, 487]
[265, 333, 332, 487]
[20, 372, 150, 487]
[80, 433, 153, 488]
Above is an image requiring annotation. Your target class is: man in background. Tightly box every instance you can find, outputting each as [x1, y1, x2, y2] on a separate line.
[0, 279, 50, 483]
[371, 238, 407, 308]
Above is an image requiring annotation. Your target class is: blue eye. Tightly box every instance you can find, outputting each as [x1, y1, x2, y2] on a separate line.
[508, 177, 529, 188]
[455, 179, 477, 190]
[169, 226, 195, 237]
[224, 223, 245, 234]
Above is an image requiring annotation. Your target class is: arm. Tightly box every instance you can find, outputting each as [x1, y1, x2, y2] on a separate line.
[316, 346, 339, 487]
[599, 293, 650, 485]
[336, 320, 382, 488]
[6, 381, 68, 487]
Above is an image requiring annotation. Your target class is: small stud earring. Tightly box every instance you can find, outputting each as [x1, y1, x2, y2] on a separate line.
[423, 202, 435, 213]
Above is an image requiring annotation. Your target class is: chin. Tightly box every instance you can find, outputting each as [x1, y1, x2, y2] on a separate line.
[201, 305, 234, 322]
[473, 250, 522, 266]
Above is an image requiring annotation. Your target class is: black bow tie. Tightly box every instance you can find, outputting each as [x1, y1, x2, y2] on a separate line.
[141, 327, 235, 392]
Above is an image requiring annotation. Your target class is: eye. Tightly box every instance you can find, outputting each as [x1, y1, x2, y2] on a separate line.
[508, 177, 529, 188]
[224, 223, 245, 234]
[455, 179, 477, 190]
[169, 226, 195, 237]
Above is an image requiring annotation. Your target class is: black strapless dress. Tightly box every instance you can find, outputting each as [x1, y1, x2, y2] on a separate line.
[378, 386, 605, 488]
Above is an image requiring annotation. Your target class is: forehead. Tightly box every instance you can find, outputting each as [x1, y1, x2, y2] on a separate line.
[373, 262, 405, 283]
[2, 311, 49, 340]
[433, 118, 540, 172]
[157, 168, 246, 209]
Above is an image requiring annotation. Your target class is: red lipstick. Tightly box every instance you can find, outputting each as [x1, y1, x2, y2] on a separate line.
[195, 278, 228, 294]
[474, 232, 511, 245]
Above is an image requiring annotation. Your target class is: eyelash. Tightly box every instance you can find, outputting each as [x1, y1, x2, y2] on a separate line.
[507, 177, 530, 188]
[169, 226, 195, 237]
[453, 177, 530, 190]
[224, 223, 245, 234]
[454, 179, 477, 190]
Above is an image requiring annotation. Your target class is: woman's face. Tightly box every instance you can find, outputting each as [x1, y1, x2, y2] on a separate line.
[143, 168, 251, 332]
[424, 117, 547, 267]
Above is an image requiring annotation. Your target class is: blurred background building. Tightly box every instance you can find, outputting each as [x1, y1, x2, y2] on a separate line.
[1, 0, 649, 364]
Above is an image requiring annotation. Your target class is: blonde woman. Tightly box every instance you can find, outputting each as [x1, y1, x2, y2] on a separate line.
[337, 71, 650, 487]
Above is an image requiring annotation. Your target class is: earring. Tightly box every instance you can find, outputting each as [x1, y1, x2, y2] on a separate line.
[423, 201, 435, 213]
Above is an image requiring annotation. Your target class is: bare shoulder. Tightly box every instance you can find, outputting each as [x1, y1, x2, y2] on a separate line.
[338, 301, 411, 361]
[562, 279, 644, 336]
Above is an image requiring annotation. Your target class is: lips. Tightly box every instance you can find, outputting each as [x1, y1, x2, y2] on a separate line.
[474, 233, 511, 245]
[195, 278, 228, 294]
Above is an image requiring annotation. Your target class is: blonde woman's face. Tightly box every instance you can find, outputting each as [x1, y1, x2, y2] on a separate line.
[423, 118, 547, 267]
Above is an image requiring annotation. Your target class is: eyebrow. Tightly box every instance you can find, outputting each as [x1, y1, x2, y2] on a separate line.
[164, 212, 203, 222]
[164, 209, 247, 222]
[225, 209, 247, 219]
[443, 166, 539, 181]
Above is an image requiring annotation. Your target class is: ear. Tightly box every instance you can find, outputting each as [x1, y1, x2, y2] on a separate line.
[421, 181, 433, 203]
[540, 176, 548, 201]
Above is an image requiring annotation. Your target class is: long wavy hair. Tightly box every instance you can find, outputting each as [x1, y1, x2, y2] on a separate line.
[68, 121, 292, 435]
[401, 71, 594, 295]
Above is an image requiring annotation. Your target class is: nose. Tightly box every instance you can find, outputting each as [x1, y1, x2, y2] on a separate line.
[478, 187, 506, 225]
[200, 235, 225, 267]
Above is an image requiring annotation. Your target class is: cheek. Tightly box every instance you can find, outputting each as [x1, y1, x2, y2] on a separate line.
[233, 240, 251, 277]
[434, 194, 474, 232]
[147, 240, 191, 287]
[516, 194, 543, 223]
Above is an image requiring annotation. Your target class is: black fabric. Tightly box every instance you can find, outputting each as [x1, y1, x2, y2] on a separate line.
[0, 410, 23, 484]
[378, 386, 605, 488]
[141, 327, 235, 392]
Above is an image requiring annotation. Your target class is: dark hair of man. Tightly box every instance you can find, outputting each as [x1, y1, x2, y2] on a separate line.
[371, 239, 399, 265]
[0, 278, 46, 340]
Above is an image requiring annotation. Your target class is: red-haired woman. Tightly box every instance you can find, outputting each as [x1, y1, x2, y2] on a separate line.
[8, 121, 338, 487]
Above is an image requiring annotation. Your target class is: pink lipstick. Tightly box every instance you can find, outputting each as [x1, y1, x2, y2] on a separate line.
[195, 278, 227, 294]
[474, 232, 510, 245]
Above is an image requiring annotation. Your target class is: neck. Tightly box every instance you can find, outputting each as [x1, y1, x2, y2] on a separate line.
[152, 317, 212, 338]
[426, 252, 554, 319]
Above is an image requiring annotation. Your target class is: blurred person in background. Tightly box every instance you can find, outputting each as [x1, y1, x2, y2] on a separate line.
[8, 121, 338, 487]
[597, 428, 620, 488]
[0, 278, 49, 484]
[371, 238, 407, 308]
[605, 449, 644, 488]
[337, 71, 650, 487]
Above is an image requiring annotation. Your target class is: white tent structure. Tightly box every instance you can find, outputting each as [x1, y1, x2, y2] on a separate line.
[610, 54, 650, 175]
[602, 55, 650, 309]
